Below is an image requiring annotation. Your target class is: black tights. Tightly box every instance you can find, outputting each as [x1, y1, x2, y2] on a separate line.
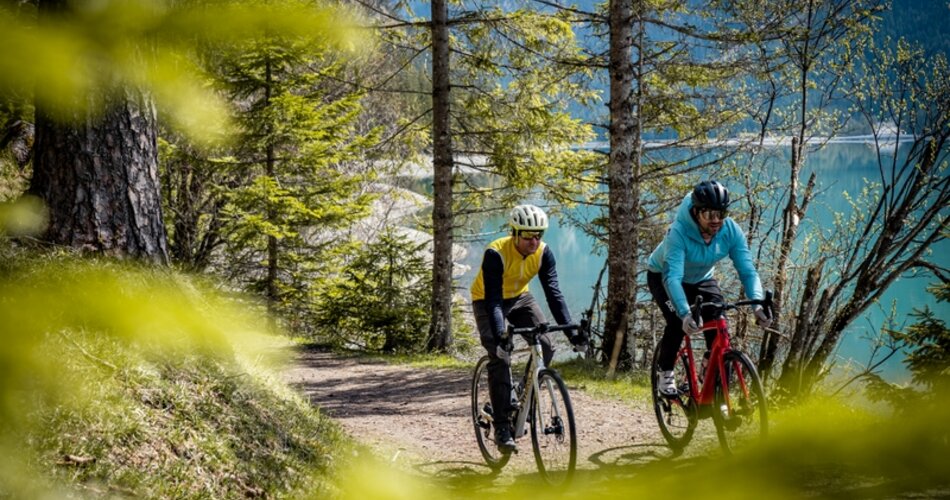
[647, 272, 723, 371]
[472, 293, 554, 425]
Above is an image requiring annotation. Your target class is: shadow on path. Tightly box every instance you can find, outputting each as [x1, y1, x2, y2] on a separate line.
[287, 344, 715, 488]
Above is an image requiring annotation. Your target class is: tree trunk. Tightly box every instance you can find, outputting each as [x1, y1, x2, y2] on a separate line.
[758, 0, 816, 382]
[30, 90, 168, 263]
[776, 259, 825, 393]
[427, 0, 454, 352]
[30, 0, 167, 261]
[264, 57, 279, 309]
[602, 0, 638, 373]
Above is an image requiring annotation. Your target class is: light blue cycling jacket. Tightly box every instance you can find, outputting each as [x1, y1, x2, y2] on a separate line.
[647, 194, 764, 318]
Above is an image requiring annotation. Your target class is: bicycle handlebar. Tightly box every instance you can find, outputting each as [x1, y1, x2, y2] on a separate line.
[501, 319, 590, 354]
[690, 290, 774, 323]
[505, 321, 582, 338]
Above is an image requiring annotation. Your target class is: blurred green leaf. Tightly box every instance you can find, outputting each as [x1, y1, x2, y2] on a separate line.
[0, 0, 367, 144]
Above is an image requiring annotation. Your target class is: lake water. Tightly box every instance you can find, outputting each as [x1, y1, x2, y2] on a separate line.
[459, 142, 949, 383]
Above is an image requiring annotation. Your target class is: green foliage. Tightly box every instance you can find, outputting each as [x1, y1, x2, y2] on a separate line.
[315, 229, 433, 353]
[0, 106, 32, 201]
[893, 292, 950, 390]
[0, 0, 364, 145]
[0, 195, 45, 237]
[433, 4, 599, 217]
[158, 27, 381, 333]
[0, 255, 346, 498]
[866, 282, 950, 408]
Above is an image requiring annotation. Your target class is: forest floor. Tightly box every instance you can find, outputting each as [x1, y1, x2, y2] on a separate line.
[283, 345, 723, 489]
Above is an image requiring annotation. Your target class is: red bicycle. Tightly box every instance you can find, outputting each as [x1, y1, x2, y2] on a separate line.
[651, 291, 772, 454]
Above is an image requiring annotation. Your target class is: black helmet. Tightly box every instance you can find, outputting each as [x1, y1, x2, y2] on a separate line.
[691, 180, 730, 210]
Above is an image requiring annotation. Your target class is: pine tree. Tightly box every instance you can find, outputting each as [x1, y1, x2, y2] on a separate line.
[204, 35, 379, 324]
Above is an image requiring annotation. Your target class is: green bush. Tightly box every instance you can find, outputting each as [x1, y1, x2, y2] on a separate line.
[315, 229, 433, 353]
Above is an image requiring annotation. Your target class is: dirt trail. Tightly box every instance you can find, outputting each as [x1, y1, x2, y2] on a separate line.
[285, 346, 698, 483]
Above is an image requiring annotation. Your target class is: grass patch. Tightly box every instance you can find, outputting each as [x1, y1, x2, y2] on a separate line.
[553, 357, 652, 404]
[1, 256, 350, 498]
[381, 352, 472, 370]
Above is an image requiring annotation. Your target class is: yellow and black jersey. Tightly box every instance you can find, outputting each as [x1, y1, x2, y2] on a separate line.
[470, 236, 571, 336]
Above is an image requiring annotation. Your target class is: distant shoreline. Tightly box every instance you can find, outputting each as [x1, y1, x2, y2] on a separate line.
[577, 133, 915, 150]
[375, 133, 912, 180]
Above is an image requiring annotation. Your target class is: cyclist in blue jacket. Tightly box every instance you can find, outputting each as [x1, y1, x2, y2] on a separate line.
[470, 204, 588, 451]
[647, 180, 771, 397]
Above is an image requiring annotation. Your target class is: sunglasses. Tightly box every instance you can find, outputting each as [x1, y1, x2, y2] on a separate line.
[698, 209, 727, 221]
[518, 230, 544, 241]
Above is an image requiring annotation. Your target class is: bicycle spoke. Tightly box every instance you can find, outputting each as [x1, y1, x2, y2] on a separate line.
[713, 351, 768, 454]
[652, 347, 697, 450]
[530, 370, 576, 486]
[471, 356, 511, 469]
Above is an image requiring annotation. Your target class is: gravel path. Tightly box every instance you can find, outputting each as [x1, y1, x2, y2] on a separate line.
[284, 346, 715, 484]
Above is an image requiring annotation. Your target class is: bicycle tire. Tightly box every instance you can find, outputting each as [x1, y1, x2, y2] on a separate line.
[471, 355, 511, 469]
[651, 344, 698, 451]
[712, 350, 768, 454]
[530, 369, 576, 486]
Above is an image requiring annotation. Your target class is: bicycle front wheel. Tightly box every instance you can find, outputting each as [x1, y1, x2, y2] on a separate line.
[712, 350, 768, 454]
[471, 356, 511, 469]
[530, 369, 576, 486]
[651, 344, 697, 451]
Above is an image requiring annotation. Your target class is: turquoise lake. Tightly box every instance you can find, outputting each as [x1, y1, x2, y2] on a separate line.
[459, 142, 949, 383]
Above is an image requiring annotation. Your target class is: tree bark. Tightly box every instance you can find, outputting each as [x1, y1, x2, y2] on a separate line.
[427, 0, 454, 352]
[29, 0, 167, 262]
[264, 56, 279, 309]
[602, 0, 638, 373]
[30, 91, 168, 263]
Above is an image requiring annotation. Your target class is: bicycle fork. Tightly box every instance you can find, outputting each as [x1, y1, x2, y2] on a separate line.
[510, 345, 537, 439]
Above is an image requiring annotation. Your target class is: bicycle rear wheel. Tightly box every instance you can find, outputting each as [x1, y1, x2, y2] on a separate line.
[712, 350, 768, 454]
[530, 369, 576, 486]
[471, 356, 511, 469]
[651, 344, 697, 451]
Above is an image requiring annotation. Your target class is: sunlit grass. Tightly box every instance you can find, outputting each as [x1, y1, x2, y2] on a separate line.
[0, 253, 348, 497]
[555, 356, 652, 404]
[383, 352, 473, 370]
[350, 341, 653, 405]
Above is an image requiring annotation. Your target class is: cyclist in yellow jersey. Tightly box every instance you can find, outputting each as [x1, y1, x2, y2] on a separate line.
[470, 204, 588, 452]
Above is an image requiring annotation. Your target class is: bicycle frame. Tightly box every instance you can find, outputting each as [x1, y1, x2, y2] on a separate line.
[510, 338, 546, 438]
[680, 317, 751, 409]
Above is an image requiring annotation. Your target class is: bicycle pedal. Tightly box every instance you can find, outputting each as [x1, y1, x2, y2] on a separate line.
[723, 412, 743, 430]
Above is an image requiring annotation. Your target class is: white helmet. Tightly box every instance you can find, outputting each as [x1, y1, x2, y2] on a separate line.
[509, 204, 549, 231]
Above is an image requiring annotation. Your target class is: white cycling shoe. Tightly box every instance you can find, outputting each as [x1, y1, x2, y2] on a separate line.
[658, 370, 678, 397]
